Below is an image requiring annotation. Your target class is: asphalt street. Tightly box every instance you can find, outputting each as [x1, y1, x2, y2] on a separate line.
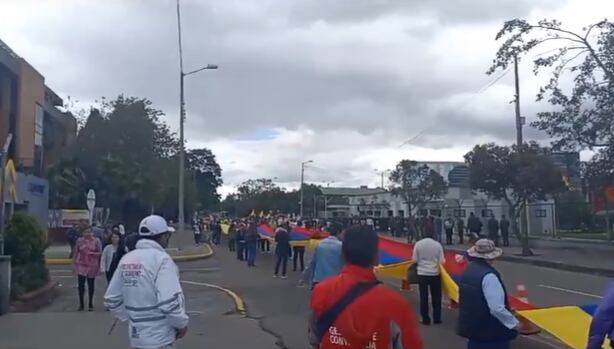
[2, 230, 609, 349]
[205, 242, 590, 349]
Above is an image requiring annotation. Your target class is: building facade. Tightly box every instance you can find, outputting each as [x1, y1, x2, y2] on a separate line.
[0, 38, 76, 227]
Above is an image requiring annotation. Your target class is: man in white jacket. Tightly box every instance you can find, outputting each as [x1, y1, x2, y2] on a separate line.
[104, 215, 189, 349]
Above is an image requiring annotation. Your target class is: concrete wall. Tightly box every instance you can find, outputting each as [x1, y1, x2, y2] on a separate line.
[9, 172, 49, 230]
[16, 60, 44, 169]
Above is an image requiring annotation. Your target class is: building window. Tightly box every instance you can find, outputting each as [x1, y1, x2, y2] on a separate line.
[35, 104, 44, 146]
[398, 210, 404, 217]
[418, 209, 428, 216]
[429, 209, 442, 217]
[481, 209, 493, 218]
[535, 209, 547, 218]
[387, 210, 394, 217]
[374, 211, 381, 217]
[454, 209, 466, 218]
[366, 210, 373, 216]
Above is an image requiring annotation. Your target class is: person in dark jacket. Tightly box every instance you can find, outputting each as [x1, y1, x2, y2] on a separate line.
[487, 214, 500, 247]
[245, 221, 259, 267]
[467, 212, 483, 236]
[500, 215, 510, 247]
[273, 223, 291, 278]
[228, 221, 237, 252]
[587, 281, 614, 349]
[457, 239, 520, 349]
[457, 217, 465, 244]
[236, 223, 247, 261]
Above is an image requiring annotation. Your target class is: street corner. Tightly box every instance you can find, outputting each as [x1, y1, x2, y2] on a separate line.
[45, 243, 215, 266]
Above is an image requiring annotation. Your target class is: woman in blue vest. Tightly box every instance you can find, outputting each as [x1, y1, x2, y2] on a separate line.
[457, 239, 520, 349]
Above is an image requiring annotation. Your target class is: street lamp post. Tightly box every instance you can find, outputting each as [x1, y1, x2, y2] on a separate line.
[176, 0, 217, 235]
[299, 160, 313, 218]
[0, 133, 12, 256]
[374, 169, 390, 189]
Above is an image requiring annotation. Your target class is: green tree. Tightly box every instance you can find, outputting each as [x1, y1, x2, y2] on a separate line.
[464, 143, 567, 255]
[489, 19, 613, 153]
[389, 160, 448, 218]
[47, 95, 223, 224]
[585, 147, 614, 239]
[186, 148, 223, 210]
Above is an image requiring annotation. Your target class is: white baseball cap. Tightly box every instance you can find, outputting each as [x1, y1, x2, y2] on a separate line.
[138, 215, 176, 236]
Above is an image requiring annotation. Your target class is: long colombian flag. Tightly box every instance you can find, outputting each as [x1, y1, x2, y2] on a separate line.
[259, 227, 601, 349]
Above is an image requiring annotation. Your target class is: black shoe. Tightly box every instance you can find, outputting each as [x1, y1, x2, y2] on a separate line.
[88, 305, 94, 312]
[78, 305, 84, 311]
[434, 320, 442, 325]
[421, 319, 431, 325]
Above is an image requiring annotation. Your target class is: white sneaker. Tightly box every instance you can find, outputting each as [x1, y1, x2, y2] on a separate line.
[273, 274, 278, 278]
[281, 275, 288, 279]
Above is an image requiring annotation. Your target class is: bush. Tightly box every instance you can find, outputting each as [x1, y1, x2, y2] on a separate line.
[5, 213, 49, 297]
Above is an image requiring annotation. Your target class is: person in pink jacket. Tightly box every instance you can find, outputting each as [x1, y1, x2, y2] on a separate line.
[73, 227, 102, 311]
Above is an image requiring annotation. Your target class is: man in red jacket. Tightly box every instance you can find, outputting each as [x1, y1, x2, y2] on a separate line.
[309, 225, 423, 349]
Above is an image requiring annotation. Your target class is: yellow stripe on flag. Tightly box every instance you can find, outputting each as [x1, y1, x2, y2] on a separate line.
[374, 261, 411, 280]
[518, 306, 608, 349]
[440, 265, 459, 304]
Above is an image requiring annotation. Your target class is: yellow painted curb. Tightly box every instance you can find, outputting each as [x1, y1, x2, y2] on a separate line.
[181, 280, 247, 315]
[45, 244, 215, 266]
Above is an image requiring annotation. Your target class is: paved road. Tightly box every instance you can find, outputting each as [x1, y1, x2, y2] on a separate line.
[202, 243, 598, 349]
[4, 234, 609, 349]
[1, 249, 277, 349]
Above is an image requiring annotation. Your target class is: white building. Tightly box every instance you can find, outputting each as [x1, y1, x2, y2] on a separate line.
[321, 162, 556, 235]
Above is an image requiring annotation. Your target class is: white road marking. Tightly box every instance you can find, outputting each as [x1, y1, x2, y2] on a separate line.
[538, 284, 603, 299]
[179, 267, 221, 273]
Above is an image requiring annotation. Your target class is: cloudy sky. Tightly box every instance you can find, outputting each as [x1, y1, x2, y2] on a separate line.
[1, 0, 611, 196]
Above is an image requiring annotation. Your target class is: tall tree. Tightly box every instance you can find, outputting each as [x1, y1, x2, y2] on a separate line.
[464, 143, 567, 255]
[489, 19, 614, 152]
[389, 160, 447, 218]
[186, 148, 223, 210]
[585, 147, 614, 239]
[47, 95, 223, 224]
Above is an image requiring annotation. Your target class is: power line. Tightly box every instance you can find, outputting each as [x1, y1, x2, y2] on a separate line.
[399, 67, 513, 147]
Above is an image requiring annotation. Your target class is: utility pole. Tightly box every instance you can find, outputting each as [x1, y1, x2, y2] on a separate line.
[374, 169, 390, 189]
[514, 55, 529, 237]
[299, 160, 313, 218]
[175, 0, 217, 235]
[176, 0, 186, 236]
[514, 55, 523, 146]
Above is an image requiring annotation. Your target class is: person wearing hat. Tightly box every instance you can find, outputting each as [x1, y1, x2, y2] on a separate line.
[457, 239, 519, 349]
[104, 215, 189, 349]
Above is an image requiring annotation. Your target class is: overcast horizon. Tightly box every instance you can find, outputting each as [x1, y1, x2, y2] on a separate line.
[1, 0, 610, 197]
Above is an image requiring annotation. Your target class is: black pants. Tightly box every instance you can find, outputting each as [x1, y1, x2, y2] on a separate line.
[229, 238, 236, 252]
[274, 254, 288, 276]
[445, 229, 453, 245]
[194, 233, 201, 244]
[418, 275, 442, 323]
[260, 239, 270, 252]
[489, 233, 500, 247]
[77, 275, 95, 308]
[105, 271, 113, 283]
[502, 232, 509, 247]
[458, 230, 464, 244]
[237, 241, 246, 260]
[293, 246, 305, 271]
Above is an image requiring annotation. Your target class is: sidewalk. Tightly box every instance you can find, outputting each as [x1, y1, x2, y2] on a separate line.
[46, 230, 212, 264]
[385, 233, 614, 277]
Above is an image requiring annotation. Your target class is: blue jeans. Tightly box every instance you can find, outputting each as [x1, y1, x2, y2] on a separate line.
[246, 241, 258, 266]
[467, 340, 510, 349]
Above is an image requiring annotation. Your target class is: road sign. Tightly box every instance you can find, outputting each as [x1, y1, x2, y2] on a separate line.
[86, 189, 96, 225]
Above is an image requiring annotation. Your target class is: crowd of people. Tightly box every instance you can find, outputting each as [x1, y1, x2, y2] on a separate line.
[63, 212, 614, 349]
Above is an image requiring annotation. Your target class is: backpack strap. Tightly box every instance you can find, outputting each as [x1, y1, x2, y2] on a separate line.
[315, 280, 381, 342]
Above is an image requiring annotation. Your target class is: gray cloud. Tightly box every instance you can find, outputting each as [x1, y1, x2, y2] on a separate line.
[0, 0, 588, 191]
